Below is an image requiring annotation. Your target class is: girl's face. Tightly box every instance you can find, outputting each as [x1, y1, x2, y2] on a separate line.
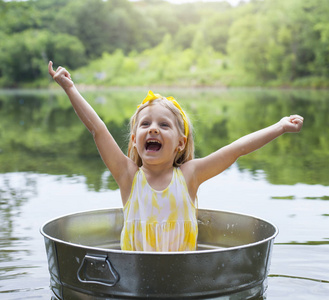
[132, 104, 186, 167]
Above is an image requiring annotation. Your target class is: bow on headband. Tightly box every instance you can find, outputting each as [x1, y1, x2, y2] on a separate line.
[137, 90, 189, 137]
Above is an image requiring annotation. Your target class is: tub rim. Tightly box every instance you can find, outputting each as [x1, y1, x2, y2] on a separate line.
[40, 207, 279, 255]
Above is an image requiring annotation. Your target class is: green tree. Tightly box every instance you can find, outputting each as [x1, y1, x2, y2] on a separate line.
[174, 24, 198, 50]
[304, 0, 329, 78]
[227, 13, 274, 79]
[0, 1, 40, 34]
[202, 8, 233, 54]
[227, 0, 328, 82]
[0, 30, 86, 87]
[46, 33, 87, 69]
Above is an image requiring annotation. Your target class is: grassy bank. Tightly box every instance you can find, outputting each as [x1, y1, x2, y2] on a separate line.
[49, 48, 328, 90]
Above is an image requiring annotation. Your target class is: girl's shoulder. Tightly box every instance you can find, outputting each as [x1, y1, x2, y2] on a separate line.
[119, 161, 139, 206]
[180, 160, 199, 200]
[180, 159, 197, 177]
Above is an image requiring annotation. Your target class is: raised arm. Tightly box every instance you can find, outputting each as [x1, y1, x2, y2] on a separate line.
[48, 61, 104, 135]
[184, 115, 304, 190]
[48, 62, 137, 198]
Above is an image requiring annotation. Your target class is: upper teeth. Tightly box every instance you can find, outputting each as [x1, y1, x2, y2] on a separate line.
[147, 140, 161, 144]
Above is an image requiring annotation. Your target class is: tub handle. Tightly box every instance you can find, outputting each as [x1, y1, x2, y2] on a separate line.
[77, 254, 120, 287]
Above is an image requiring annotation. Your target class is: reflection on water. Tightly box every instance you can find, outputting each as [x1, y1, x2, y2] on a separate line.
[1, 88, 328, 186]
[0, 88, 328, 299]
[0, 174, 36, 270]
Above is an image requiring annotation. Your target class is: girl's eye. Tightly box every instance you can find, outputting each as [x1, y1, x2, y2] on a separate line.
[141, 121, 150, 126]
[160, 122, 170, 128]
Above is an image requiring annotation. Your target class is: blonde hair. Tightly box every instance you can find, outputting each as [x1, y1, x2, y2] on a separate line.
[128, 98, 194, 167]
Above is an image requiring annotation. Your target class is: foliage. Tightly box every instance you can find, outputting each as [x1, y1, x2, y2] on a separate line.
[0, 29, 86, 87]
[70, 34, 226, 87]
[0, 0, 329, 87]
[227, 0, 329, 83]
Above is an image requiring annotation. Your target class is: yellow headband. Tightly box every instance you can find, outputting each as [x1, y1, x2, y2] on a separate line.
[137, 90, 189, 137]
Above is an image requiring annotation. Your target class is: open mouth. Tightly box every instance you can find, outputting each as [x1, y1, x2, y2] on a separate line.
[145, 139, 162, 151]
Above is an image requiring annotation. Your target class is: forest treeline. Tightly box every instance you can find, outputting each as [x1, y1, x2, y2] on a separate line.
[0, 0, 329, 88]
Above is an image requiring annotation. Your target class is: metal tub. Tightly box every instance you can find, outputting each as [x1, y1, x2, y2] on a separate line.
[40, 208, 278, 299]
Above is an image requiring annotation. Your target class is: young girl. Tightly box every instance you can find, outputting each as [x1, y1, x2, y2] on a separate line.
[48, 61, 304, 252]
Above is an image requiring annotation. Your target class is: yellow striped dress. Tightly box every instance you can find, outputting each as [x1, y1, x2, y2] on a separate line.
[120, 168, 198, 252]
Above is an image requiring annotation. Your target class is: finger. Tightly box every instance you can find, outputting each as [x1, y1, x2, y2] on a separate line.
[289, 115, 303, 123]
[296, 118, 304, 125]
[65, 69, 72, 80]
[48, 61, 56, 77]
[55, 66, 72, 80]
[61, 67, 71, 80]
[293, 119, 304, 131]
[290, 114, 303, 120]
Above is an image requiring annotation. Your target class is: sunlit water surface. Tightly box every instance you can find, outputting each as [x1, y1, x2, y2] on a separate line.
[0, 88, 328, 299]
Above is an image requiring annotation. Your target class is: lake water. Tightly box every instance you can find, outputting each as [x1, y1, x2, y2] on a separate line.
[0, 88, 328, 299]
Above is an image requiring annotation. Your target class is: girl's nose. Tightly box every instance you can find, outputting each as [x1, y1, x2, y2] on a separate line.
[149, 127, 159, 134]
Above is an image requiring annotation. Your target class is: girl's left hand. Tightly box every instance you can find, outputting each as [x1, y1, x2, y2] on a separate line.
[280, 115, 304, 133]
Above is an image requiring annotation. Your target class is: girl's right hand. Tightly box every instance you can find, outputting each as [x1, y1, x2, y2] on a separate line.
[48, 61, 73, 90]
[280, 115, 304, 133]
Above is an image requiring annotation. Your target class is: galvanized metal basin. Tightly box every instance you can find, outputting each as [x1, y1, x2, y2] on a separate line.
[41, 208, 278, 299]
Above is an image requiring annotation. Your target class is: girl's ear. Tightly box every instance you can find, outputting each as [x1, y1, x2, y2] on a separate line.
[178, 136, 187, 152]
[131, 133, 136, 145]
